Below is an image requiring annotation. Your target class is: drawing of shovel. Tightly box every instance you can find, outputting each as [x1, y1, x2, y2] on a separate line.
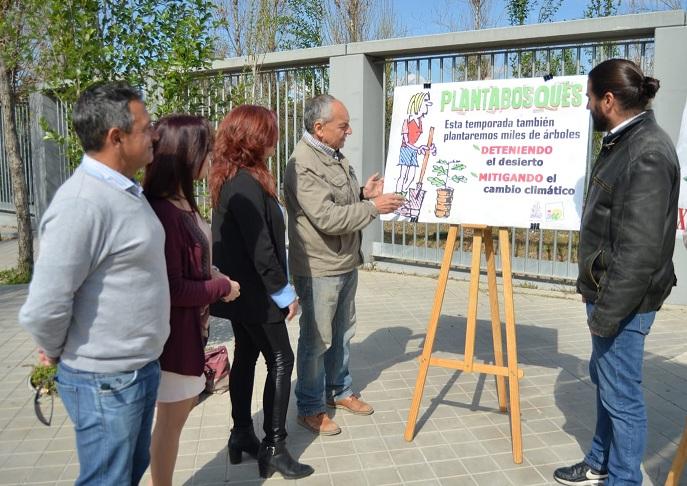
[398, 127, 435, 222]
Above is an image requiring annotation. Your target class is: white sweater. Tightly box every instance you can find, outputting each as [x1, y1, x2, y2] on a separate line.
[19, 167, 170, 373]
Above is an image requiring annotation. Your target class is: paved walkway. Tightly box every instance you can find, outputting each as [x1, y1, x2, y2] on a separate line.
[1, 248, 686, 484]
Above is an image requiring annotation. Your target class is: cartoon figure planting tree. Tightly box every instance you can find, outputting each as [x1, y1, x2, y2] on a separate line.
[395, 91, 437, 194]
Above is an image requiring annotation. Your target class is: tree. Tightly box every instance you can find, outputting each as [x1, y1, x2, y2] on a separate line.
[39, 0, 218, 169]
[624, 0, 686, 12]
[325, 0, 406, 44]
[326, 0, 373, 43]
[0, 0, 44, 280]
[506, 0, 562, 25]
[215, 0, 323, 57]
[375, 0, 408, 40]
[506, 0, 534, 24]
[504, 0, 565, 77]
[214, 0, 325, 103]
[432, 0, 496, 33]
[584, 0, 620, 17]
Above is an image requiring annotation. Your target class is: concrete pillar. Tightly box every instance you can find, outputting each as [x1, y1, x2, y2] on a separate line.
[329, 54, 385, 263]
[654, 25, 687, 305]
[29, 93, 63, 224]
[654, 25, 687, 143]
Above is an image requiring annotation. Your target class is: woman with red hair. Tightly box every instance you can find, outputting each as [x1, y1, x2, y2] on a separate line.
[144, 115, 240, 486]
[210, 105, 313, 480]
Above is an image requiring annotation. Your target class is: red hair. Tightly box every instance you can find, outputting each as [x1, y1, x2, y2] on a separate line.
[210, 105, 278, 207]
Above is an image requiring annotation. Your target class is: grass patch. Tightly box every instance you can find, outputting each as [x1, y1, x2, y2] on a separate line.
[0, 267, 31, 284]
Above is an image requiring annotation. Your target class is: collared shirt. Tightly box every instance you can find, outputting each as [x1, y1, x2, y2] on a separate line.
[302, 131, 342, 161]
[79, 154, 144, 198]
[609, 111, 646, 136]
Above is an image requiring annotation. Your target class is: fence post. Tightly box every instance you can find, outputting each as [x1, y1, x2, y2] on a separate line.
[29, 93, 63, 224]
[654, 24, 687, 306]
[329, 53, 385, 263]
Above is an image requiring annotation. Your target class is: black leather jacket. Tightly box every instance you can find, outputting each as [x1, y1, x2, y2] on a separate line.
[577, 111, 679, 337]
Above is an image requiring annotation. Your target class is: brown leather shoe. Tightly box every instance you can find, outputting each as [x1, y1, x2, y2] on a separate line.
[326, 395, 374, 415]
[297, 413, 341, 435]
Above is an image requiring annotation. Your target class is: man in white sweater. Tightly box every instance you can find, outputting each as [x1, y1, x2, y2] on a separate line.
[19, 82, 170, 486]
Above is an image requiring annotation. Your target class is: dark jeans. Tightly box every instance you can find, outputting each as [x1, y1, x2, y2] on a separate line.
[230, 320, 294, 445]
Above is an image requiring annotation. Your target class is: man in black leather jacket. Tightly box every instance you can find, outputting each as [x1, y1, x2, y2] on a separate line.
[554, 59, 680, 486]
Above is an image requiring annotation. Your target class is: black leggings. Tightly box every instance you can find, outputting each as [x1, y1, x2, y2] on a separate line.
[229, 320, 294, 445]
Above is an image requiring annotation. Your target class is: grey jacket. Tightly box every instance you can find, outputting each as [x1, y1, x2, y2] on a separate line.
[284, 138, 379, 277]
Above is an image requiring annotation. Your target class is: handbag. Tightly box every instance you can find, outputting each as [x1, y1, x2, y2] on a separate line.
[203, 345, 229, 393]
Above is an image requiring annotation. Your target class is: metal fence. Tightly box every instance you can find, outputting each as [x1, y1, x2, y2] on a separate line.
[377, 38, 655, 281]
[53, 99, 74, 186]
[0, 13, 671, 285]
[191, 64, 329, 216]
[0, 102, 34, 212]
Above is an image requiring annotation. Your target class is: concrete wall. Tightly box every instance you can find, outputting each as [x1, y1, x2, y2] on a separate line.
[329, 55, 385, 261]
[654, 20, 687, 305]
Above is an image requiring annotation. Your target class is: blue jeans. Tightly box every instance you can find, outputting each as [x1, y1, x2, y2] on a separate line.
[294, 270, 358, 416]
[584, 303, 655, 486]
[56, 360, 160, 485]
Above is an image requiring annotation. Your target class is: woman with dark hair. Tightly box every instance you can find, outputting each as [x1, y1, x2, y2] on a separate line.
[210, 105, 313, 480]
[144, 115, 240, 486]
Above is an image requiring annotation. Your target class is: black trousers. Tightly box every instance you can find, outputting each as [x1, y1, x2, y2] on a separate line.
[229, 320, 294, 445]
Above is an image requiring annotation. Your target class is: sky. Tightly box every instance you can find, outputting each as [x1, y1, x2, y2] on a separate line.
[392, 0, 676, 37]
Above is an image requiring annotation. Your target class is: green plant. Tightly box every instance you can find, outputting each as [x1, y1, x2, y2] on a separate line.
[29, 364, 57, 395]
[38, 0, 219, 169]
[0, 267, 31, 284]
[427, 159, 468, 189]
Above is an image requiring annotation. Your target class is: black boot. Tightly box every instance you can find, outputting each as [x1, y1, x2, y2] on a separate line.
[257, 441, 314, 479]
[227, 425, 260, 464]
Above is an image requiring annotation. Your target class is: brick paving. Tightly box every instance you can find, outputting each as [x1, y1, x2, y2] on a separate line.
[1, 250, 686, 484]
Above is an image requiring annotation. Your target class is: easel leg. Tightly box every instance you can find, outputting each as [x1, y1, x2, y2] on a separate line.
[665, 419, 687, 486]
[463, 229, 483, 373]
[499, 228, 523, 464]
[404, 225, 459, 441]
[485, 230, 507, 413]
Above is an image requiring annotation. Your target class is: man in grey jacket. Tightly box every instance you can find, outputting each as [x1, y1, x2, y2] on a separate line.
[19, 82, 170, 485]
[284, 94, 404, 435]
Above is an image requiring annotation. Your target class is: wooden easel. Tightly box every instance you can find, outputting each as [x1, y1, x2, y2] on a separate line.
[665, 419, 687, 485]
[404, 224, 524, 464]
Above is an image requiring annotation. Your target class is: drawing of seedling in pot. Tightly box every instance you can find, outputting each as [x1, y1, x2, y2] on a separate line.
[427, 159, 467, 218]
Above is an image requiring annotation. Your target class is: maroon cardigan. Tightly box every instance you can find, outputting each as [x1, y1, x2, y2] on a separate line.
[149, 198, 231, 376]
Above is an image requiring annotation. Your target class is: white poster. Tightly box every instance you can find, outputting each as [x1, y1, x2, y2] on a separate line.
[382, 76, 591, 230]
